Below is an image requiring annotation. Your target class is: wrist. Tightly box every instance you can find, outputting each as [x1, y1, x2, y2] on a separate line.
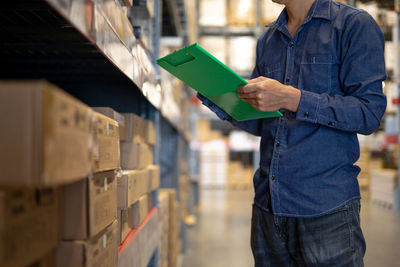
[282, 85, 301, 112]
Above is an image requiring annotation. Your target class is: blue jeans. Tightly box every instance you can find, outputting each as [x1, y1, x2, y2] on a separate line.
[251, 200, 366, 266]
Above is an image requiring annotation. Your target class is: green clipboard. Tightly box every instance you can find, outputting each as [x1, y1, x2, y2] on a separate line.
[156, 43, 283, 121]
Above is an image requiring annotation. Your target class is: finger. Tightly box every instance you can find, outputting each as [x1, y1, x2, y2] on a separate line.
[247, 76, 265, 84]
[237, 84, 258, 94]
[238, 91, 259, 100]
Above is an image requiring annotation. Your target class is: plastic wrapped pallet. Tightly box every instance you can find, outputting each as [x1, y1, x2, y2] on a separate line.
[228, 0, 256, 26]
[228, 37, 256, 73]
[200, 140, 228, 188]
[370, 169, 398, 207]
[199, 0, 227, 26]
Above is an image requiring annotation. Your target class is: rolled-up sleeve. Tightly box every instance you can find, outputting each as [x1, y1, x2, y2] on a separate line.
[296, 11, 387, 135]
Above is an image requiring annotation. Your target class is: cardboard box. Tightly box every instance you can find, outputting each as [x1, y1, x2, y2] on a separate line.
[0, 80, 91, 187]
[145, 119, 156, 146]
[93, 107, 126, 141]
[92, 111, 120, 172]
[170, 201, 180, 267]
[119, 209, 132, 244]
[120, 141, 153, 169]
[62, 170, 117, 240]
[147, 165, 160, 192]
[118, 209, 160, 267]
[55, 220, 118, 267]
[147, 191, 154, 211]
[159, 189, 179, 267]
[0, 188, 60, 267]
[132, 194, 148, 228]
[158, 192, 170, 267]
[117, 169, 148, 209]
[123, 113, 146, 143]
[30, 251, 55, 267]
[138, 208, 160, 266]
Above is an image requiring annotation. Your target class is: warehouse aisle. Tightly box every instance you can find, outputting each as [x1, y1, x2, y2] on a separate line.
[183, 189, 400, 267]
[183, 189, 254, 267]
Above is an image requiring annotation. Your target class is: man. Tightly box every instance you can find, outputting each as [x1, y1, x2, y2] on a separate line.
[198, 0, 387, 266]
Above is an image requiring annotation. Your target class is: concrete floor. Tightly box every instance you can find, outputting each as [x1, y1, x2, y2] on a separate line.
[183, 189, 400, 267]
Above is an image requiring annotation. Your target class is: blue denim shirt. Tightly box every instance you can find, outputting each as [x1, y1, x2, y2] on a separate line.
[199, 0, 387, 217]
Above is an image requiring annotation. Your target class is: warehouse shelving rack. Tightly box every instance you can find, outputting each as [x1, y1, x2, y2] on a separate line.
[0, 0, 193, 266]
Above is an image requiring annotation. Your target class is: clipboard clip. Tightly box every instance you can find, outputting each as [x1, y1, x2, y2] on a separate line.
[163, 52, 195, 67]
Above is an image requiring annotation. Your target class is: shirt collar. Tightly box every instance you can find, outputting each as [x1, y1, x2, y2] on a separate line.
[266, 0, 332, 28]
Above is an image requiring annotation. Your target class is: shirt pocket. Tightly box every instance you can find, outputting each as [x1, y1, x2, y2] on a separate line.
[299, 54, 333, 94]
[262, 62, 282, 80]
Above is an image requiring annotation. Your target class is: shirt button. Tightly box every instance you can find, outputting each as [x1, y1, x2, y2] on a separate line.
[276, 142, 280, 147]
[304, 112, 309, 118]
[285, 78, 290, 83]
[271, 175, 276, 180]
[289, 43, 295, 48]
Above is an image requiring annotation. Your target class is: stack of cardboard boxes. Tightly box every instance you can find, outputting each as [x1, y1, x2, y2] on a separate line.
[0, 80, 119, 267]
[117, 112, 159, 243]
[113, 112, 161, 267]
[158, 189, 181, 267]
[55, 111, 120, 267]
[0, 81, 162, 267]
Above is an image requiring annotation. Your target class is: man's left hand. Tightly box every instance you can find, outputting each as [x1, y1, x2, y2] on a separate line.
[237, 76, 301, 112]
